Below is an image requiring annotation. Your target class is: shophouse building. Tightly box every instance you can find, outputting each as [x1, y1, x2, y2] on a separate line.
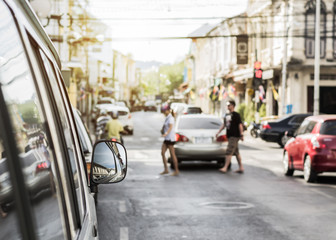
[188, 0, 336, 119]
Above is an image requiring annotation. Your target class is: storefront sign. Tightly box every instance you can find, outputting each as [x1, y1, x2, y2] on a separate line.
[236, 35, 248, 65]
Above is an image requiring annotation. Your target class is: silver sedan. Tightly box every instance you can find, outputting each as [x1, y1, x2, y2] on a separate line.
[170, 114, 228, 167]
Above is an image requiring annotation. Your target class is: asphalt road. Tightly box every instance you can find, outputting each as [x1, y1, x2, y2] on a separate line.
[96, 111, 336, 240]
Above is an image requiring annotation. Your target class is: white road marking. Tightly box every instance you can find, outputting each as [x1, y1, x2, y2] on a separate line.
[119, 200, 126, 213]
[120, 227, 129, 240]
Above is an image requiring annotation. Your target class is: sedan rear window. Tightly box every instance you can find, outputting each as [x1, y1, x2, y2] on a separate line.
[320, 121, 336, 135]
[178, 118, 222, 129]
[187, 107, 202, 114]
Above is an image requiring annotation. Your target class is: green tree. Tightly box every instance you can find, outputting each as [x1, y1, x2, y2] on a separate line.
[159, 61, 184, 95]
[140, 61, 185, 98]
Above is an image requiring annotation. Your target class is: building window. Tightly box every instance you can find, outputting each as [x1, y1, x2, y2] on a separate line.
[305, 0, 326, 58]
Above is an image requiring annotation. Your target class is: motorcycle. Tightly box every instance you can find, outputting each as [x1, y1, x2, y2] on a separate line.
[248, 121, 260, 138]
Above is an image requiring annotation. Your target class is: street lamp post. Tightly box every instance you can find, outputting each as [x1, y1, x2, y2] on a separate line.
[314, 0, 321, 115]
[281, 0, 288, 116]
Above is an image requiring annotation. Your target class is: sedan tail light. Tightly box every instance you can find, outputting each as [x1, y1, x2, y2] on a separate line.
[216, 135, 227, 142]
[175, 133, 189, 142]
[311, 136, 326, 150]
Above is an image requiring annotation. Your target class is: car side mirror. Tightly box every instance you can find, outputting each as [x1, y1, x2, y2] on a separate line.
[90, 140, 127, 185]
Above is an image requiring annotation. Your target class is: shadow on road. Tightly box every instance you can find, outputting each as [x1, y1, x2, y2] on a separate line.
[293, 174, 336, 185]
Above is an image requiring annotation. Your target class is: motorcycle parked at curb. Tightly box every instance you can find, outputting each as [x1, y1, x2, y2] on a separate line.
[248, 121, 261, 138]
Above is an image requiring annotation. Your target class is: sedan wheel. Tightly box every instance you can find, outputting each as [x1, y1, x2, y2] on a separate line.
[283, 151, 294, 176]
[304, 155, 317, 183]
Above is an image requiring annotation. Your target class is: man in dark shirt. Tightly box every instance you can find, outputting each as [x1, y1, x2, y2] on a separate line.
[216, 99, 244, 173]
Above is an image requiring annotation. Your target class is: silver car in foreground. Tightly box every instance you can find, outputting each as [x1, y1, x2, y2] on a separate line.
[170, 114, 228, 167]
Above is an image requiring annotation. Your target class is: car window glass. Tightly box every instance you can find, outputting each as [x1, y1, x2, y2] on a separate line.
[178, 118, 222, 129]
[290, 115, 308, 125]
[304, 121, 317, 134]
[38, 51, 85, 221]
[320, 121, 336, 135]
[0, 4, 64, 238]
[0, 138, 21, 239]
[296, 119, 310, 135]
[187, 107, 202, 114]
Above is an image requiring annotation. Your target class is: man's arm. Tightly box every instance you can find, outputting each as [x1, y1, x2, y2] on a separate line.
[239, 123, 244, 141]
[216, 124, 225, 137]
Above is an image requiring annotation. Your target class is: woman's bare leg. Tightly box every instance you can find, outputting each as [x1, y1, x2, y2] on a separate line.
[160, 143, 169, 174]
[168, 145, 179, 175]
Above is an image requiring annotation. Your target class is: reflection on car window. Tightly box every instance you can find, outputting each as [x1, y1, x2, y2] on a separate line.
[320, 121, 336, 135]
[39, 51, 85, 221]
[296, 119, 310, 135]
[305, 121, 317, 134]
[291, 116, 308, 125]
[178, 118, 222, 129]
[0, 3, 63, 238]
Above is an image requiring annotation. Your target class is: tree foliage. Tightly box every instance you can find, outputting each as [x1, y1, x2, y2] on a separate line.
[140, 61, 184, 98]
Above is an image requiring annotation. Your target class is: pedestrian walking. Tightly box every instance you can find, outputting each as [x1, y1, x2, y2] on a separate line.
[160, 104, 179, 176]
[216, 99, 245, 174]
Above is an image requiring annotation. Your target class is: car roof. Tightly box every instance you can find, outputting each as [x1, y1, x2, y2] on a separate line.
[305, 115, 336, 122]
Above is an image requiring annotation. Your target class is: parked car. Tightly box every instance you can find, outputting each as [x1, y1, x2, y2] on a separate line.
[283, 115, 336, 182]
[115, 100, 129, 108]
[180, 105, 202, 115]
[97, 105, 134, 135]
[144, 100, 157, 112]
[170, 114, 228, 168]
[0, 1, 127, 239]
[92, 97, 115, 121]
[170, 102, 187, 116]
[260, 113, 312, 147]
[130, 100, 144, 112]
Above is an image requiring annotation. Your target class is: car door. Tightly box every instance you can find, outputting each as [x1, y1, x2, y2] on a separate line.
[31, 45, 98, 239]
[291, 120, 310, 168]
[0, 3, 68, 238]
[297, 120, 317, 167]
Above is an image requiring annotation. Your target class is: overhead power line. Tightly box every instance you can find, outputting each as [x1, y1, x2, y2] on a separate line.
[98, 31, 336, 42]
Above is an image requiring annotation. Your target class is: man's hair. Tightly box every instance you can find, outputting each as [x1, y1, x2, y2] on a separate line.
[228, 100, 236, 107]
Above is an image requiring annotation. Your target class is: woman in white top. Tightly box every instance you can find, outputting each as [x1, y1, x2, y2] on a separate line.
[160, 104, 179, 176]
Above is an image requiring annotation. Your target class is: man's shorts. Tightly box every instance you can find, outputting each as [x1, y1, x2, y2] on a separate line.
[226, 137, 240, 156]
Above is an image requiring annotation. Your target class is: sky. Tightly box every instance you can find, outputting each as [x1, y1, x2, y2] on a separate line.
[88, 0, 248, 64]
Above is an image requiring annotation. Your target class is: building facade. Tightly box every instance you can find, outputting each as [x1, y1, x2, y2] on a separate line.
[188, 0, 336, 120]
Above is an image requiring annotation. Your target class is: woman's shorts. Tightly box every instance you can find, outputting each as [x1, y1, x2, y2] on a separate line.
[163, 140, 176, 145]
[226, 137, 240, 156]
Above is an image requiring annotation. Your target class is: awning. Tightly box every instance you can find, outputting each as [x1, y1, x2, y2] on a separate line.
[232, 68, 254, 82]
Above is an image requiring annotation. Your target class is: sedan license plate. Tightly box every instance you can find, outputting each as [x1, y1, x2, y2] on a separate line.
[195, 137, 212, 144]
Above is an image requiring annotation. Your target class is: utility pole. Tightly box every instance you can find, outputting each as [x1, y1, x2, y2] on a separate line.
[281, 0, 288, 116]
[314, 0, 321, 115]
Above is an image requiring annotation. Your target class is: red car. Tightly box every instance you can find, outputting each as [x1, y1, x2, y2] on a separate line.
[283, 115, 336, 182]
